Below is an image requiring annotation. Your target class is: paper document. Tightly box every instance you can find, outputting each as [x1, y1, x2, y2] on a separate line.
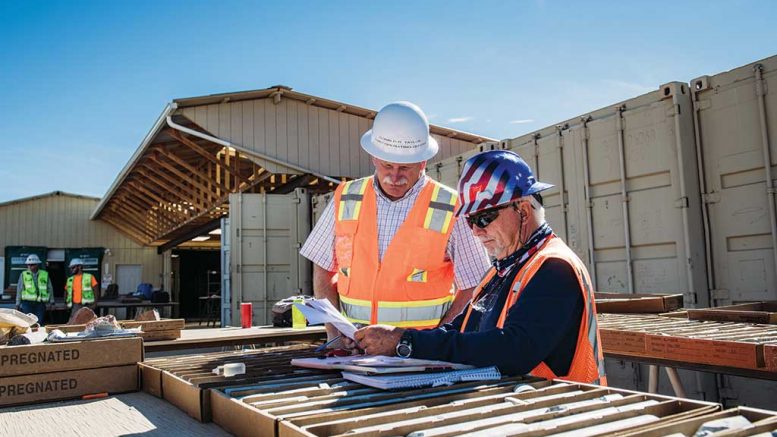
[341, 366, 502, 390]
[293, 298, 357, 339]
[291, 354, 474, 374]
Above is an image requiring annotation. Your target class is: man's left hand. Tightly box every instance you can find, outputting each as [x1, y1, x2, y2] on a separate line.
[354, 325, 405, 356]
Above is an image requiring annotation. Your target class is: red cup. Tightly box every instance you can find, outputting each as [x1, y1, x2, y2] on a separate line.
[240, 302, 253, 328]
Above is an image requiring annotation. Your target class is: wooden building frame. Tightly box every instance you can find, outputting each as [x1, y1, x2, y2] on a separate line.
[92, 85, 494, 251]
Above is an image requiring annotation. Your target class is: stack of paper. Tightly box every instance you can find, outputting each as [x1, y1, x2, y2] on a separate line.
[293, 298, 356, 338]
[341, 366, 501, 390]
[291, 355, 474, 374]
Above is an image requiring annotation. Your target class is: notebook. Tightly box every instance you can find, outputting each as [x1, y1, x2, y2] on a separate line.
[291, 355, 474, 374]
[341, 366, 502, 390]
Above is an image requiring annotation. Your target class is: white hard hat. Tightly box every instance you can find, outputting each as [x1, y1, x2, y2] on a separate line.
[360, 101, 439, 164]
[25, 254, 42, 265]
[69, 258, 84, 268]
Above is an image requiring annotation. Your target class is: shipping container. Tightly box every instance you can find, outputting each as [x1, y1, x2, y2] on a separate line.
[430, 142, 500, 189]
[692, 56, 777, 306]
[228, 189, 312, 326]
[504, 82, 709, 308]
[691, 54, 777, 410]
[311, 192, 333, 228]
[220, 217, 231, 325]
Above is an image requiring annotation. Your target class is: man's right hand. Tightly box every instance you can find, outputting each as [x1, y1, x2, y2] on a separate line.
[323, 323, 359, 351]
[325, 323, 341, 342]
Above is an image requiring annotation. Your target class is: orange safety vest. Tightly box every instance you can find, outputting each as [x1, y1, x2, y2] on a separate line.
[333, 176, 458, 329]
[461, 236, 607, 385]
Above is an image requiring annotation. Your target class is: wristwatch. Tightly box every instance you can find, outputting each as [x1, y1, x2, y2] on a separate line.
[395, 331, 413, 358]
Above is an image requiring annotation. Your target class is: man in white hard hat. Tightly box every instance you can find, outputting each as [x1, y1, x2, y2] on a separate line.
[66, 258, 99, 316]
[300, 101, 490, 343]
[16, 254, 54, 324]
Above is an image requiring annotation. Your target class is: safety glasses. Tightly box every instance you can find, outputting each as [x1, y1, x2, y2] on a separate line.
[466, 203, 513, 229]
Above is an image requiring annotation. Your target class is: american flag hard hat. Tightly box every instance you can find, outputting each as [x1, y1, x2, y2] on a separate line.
[455, 150, 554, 217]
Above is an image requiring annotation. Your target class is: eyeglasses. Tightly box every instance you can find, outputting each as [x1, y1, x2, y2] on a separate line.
[466, 203, 513, 229]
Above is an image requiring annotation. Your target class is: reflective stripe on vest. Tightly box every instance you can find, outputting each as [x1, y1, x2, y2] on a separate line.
[337, 178, 369, 222]
[423, 184, 457, 233]
[579, 265, 607, 384]
[340, 294, 453, 328]
[66, 273, 95, 307]
[21, 270, 49, 302]
[461, 236, 607, 385]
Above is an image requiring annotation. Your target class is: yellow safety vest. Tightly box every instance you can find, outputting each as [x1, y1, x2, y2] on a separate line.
[21, 270, 49, 302]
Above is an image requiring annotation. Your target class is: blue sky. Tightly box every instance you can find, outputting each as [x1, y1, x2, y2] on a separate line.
[1, 0, 775, 202]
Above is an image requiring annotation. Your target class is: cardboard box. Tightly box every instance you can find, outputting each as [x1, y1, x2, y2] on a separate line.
[213, 375, 543, 437]
[48, 319, 185, 336]
[595, 293, 683, 314]
[207, 373, 720, 437]
[765, 344, 777, 372]
[211, 389, 273, 437]
[120, 319, 185, 331]
[160, 359, 327, 422]
[616, 406, 777, 437]
[162, 370, 211, 422]
[137, 329, 181, 341]
[139, 344, 320, 422]
[645, 334, 764, 369]
[139, 362, 164, 398]
[0, 364, 138, 407]
[0, 337, 143, 377]
[600, 329, 647, 355]
[687, 302, 777, 324]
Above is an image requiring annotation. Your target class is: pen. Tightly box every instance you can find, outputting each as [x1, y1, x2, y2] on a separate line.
[315, 334, 342, 352]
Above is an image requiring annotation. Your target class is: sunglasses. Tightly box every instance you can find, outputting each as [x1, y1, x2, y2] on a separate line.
[466, 203, 513, 229]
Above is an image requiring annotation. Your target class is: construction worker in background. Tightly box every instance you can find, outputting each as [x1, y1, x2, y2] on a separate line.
[66, 258, 99, 315]
[300, 101, 490, 343]
[355, 150, 607, 384]
[16, 254, 54, 324]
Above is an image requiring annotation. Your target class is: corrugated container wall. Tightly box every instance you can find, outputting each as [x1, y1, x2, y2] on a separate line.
[0, 193, 164, 288]
[690, 56, 777, 409]
[430, 84, 710, 308]
[692, 56, 777, 307]
[505, 82, 709, 308]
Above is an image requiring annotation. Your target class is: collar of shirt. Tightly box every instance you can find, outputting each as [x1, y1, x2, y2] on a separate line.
[492, 222, 554, 277]
[372, 173, 428, 203]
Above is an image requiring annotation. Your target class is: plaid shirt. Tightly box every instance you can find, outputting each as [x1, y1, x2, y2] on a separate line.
[300, 175, 490, 290]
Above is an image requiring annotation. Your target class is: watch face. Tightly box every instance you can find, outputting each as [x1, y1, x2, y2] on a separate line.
[397, 343, 411, 358]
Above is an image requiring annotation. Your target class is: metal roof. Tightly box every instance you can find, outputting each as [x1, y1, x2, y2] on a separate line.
[0, 191, 101, 208]
[92, 86, 495, 249]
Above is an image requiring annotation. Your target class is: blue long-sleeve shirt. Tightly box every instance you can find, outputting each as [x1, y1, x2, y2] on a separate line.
[408, 257, 584, 376]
